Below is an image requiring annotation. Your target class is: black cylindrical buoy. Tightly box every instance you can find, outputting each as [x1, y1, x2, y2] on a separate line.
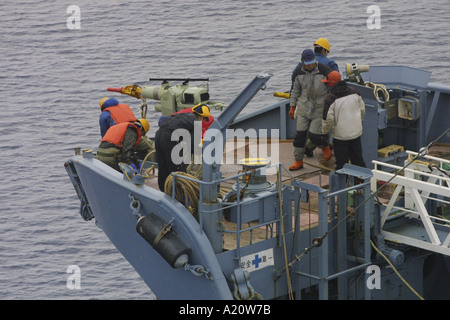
[136, 214, 191, 268]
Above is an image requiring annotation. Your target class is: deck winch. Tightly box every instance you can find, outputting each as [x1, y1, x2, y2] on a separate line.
[224, 158, 279, 224]
[136, 213, 191, 268]
[232, 158, 275, 194]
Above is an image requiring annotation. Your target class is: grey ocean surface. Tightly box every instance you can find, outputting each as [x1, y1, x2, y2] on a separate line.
[1, 0, 449, 299]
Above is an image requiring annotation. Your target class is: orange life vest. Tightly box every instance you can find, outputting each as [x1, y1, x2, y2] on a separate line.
[101, 122, 142, 147]
[105, 104, 137, 124]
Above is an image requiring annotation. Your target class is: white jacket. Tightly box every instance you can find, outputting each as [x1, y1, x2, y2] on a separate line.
[322, 83, 365, 140]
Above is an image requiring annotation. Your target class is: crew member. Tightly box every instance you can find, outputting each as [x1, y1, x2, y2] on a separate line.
[289, 49, 332, 171]
[291, 38, 340, 157]
[99, 97, 137, 137]
[322, 78, 366, 171]
[158, 105, 214, 137]
[98, 97, 155, 161]
[96, 119, 151, 172]
[313, 38, 339, 72]
[155, 103, 210, 191]
[291, 38, 339, 89]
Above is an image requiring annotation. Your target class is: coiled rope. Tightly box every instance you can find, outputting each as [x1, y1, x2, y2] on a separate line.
[164, 171, 201, 219]
[365, 81, 390, 102]
[162, 161, 230, 218]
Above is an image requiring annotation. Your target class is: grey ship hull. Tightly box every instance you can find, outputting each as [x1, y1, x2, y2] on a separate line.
[66, 157, 232, 299]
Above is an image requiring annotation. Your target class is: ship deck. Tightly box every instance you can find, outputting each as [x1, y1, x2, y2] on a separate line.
[144, 139, 335, 188]
[144, 139, 335, 249]
[143, 140, 450, 250]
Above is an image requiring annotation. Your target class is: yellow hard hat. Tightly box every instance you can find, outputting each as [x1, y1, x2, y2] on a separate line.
[138, 118, 150, 133]
[192, 103, 210, 121]
[99, 97, 109, 109]
[313, 38, 331, 52]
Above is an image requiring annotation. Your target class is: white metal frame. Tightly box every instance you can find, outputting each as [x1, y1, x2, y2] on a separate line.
[371, 151, 450, 256]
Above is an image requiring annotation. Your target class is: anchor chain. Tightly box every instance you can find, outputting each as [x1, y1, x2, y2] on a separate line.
[231, 268, 263, 300]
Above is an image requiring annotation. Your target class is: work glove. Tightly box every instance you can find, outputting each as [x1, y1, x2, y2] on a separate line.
[289, 106, 296, 120]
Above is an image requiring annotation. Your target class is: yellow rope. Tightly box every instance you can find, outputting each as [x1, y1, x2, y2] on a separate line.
[164, 172, 201, 218]
[277, 169, 294, 300]
[140, 150, 156, 175]
[370, 240, 425, 300]
[365, 81, 390, 102]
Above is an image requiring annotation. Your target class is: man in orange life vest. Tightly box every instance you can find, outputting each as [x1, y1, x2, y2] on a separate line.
[96, 119, 151, 172]
[99, 97, 137, 136]
[98, 97, 155, 161]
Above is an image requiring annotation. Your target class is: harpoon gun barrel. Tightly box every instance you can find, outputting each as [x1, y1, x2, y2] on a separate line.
[106, 78, 226, 115]
[107, 84, 142, 99]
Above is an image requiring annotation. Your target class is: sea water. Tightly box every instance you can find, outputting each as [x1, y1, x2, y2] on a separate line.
[1, 0, 449, 299]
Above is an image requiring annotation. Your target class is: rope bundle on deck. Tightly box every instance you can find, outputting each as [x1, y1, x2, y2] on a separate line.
[164, 171, 201, 219]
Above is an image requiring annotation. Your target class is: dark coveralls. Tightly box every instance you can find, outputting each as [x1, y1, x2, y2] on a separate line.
[96, 123, 148, 172]
[155, 113, 199, 191]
